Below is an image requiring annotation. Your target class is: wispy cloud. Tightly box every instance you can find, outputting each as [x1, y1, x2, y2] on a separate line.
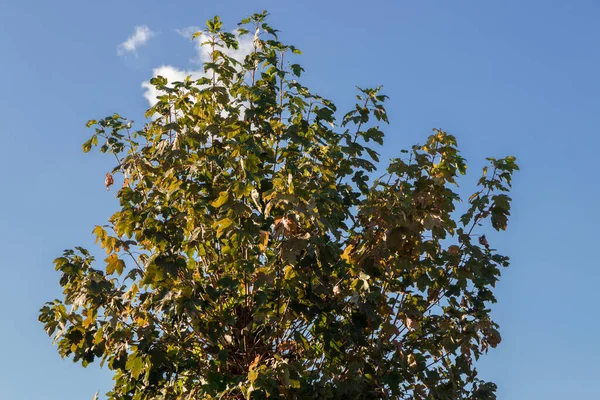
[117, 25, 156, 56]
[175, 26, 201, 41]
[175, 26, 254, 65]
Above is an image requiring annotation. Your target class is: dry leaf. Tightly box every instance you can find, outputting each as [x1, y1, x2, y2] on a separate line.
[479, 235, 489, 248]
[405, 316, 420, 331]
[408, 353, 418, 369]
[105, 173, 114, 191]
[249, 354, 261, 371]
[333, 285, 341, 296]
[274, 215, 297, 236]
[448, 245, 460, 255]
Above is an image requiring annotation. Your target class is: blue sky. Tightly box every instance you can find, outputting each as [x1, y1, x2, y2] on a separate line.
[1, 0, 599, 398]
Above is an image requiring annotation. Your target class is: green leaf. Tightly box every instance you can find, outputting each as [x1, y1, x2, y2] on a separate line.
[40, 13, 517, 400]
[82, 139, 92, 153]
[290, 64, 304, 77]
[126, 353, 144, 379]
[365, 147, 379, 162]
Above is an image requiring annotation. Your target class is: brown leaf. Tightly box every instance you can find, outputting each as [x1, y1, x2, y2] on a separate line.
[461, 342, 472, 365]
[333, 285, 341, 296]
[405, 316, 420, 331]
[448, 245, 460, 256]
[427, 289, 439, 303]
[487, 329, 501, 348]
[407, 353, 418, 369]
[249, 354, 261, 371]
[274, 215, 297, 237]
[277, 340, 296, 352]
[105, 173, 114, 191]
[479, 235, 489, 249]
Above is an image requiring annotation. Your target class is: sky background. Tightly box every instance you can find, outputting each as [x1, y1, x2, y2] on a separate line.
[1, 0, 599, 398]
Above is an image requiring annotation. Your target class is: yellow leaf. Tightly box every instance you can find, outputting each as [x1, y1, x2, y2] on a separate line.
[127, 283, 139, 300]
[258, 230, 269, 252]
[92, 225, 106, 245]
[82, 313, 95, 328]
[284, 265, 297, 280]
[93, 326, 104, 345]
[135, 315, 149, 327]
[210, 191, 230, 208]
[341, 244, 355, 262]
[105, 253, 125, 275]
[212, 218, 233, 238]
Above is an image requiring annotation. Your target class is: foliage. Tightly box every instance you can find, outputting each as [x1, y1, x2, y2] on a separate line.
[40, 12, 518, 400]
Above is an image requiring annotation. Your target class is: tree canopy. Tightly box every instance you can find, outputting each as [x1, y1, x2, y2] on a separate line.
[40, 12, 518, 400]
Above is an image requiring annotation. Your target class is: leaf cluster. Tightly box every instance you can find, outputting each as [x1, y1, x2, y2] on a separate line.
[40, 12, 518, 400]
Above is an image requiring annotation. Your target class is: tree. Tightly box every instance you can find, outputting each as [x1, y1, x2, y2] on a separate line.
[40, 12, 518, 400]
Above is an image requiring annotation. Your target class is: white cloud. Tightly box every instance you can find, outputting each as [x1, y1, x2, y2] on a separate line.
[175, 27, 254, 65]
[141, 65, 204, 106]
[141, 29, 254, 106]
[175, 26, 201, 41]
[117, 25, 156, 56]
